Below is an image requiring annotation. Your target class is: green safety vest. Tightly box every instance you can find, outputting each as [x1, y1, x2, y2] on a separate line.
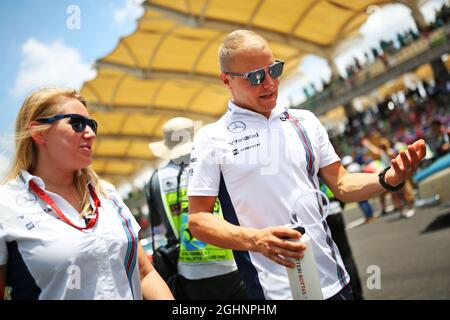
[158, 162, 234, 264]
[320, 182, 335, 199]
[320, 181, 344, 215]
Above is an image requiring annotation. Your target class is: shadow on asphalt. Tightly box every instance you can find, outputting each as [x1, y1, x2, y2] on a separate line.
[421, 211, 450, 234]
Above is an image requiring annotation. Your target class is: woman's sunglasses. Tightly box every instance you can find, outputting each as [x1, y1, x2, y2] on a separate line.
[224, 60, 284, 86]
[36, 114, 98, 134]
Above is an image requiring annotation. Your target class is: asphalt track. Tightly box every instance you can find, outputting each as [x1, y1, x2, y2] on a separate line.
[342, 199, 450, 300]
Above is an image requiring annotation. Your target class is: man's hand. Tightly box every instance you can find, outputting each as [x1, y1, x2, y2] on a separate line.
[250, 226, 307, 268]
[386, 139, 427, 186]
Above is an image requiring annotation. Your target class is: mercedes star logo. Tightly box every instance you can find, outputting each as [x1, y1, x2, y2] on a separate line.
[227, 121, 246, 133]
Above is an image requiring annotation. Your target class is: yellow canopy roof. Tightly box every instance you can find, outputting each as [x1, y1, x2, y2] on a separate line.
[81, 0, 395, 185]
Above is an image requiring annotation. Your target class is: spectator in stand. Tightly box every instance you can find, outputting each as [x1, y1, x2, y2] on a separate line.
[371, 47, 380, 60]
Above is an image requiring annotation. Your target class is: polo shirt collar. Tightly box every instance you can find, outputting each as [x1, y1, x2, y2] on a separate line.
[18, 169, 94, 192]
[226, 100, 288, 121]
[18, 170, 45, 190]
[18, 170, 99, 209]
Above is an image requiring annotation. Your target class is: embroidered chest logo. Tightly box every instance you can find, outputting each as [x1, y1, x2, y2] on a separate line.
[280, 115, 305, 122]
[227, 121, 246, 133]
[228, 132, 259, 146]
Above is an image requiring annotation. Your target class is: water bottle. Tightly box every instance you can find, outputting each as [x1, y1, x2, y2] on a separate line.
[286, 225, 323, 300]
[285, 189, 330, 300]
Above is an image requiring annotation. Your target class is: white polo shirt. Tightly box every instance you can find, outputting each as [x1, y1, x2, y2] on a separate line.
[0, 170, 142, 300]
[187, 101, 349, 300]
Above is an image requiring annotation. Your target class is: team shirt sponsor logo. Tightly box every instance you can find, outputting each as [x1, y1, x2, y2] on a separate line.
[238, 143, 261, 153]
[25, 222, 35, 230]
[228, 132, 259, 146]
[14, 208, 61, 231]
[227, 121, 246, 133]
[228, 131, 261, 156]
[280, 115, 305, 122]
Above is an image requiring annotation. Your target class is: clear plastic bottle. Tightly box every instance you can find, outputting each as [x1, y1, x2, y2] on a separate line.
[285, 189, 330, 300]
[286, 225, 323, 300]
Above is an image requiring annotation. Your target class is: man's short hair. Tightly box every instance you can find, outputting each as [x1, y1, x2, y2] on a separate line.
[218, 29, 269, 72]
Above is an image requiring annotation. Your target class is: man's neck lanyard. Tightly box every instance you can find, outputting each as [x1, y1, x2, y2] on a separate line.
[28, 180, 101, 231]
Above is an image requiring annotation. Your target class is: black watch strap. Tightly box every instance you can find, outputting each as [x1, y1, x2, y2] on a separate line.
[378, 166, 405, 192]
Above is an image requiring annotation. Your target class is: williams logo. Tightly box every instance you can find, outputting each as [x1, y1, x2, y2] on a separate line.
[227, 121, 246, 133]
[280, 115, 305, 122]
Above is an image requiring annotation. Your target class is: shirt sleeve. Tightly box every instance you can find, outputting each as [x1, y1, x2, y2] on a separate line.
[122, 205, 141, 237]
[313, 114, 340, 168]
[187, 128, 221, 196]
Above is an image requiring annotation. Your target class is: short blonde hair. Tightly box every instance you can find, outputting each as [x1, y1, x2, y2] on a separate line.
[218, 29, 269, 72]
[5, 87, 106, 210]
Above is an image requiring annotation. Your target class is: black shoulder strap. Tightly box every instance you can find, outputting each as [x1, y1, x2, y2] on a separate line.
[145, 169, 178, 247]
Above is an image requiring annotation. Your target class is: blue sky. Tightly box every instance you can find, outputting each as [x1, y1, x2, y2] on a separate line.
[0, 0, 144, 176]
[0, 0, 446, 184]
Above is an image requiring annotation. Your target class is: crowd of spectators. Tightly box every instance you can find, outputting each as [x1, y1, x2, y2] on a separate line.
[329, 78, 450, 171]
[429, 2, 450, 31]
[300, 3, 449, 104]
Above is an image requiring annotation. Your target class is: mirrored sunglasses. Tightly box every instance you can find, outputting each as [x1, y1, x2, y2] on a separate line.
[224, 60, 284, 86]
[36, 113, 98, 134]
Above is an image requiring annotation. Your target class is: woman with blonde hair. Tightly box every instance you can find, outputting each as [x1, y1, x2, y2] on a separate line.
[0, 87, 173, 300]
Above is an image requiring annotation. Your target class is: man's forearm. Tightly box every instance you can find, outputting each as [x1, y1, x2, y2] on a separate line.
[188, 201, 309, 267]
[335, 172, 387, 202]
[321, 161, 405, 203]
[189, 212, 256, 251]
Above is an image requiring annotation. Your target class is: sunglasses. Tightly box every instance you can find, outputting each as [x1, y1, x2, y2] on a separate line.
[224, 60, 284, 86]
[36, 114, 98, 134]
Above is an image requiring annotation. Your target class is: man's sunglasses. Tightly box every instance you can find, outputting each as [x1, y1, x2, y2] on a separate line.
[224, 60, 284, 86]
[36, 114, 98, 134]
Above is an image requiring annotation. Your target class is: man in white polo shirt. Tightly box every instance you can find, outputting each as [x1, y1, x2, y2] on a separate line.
[187, 29, 426, 300]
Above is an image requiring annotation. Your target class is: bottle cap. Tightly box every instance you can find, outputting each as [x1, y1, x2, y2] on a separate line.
[293, 225, 306, 234]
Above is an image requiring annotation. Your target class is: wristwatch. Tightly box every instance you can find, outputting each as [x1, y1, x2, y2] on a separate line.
[378, 166, 405, 192]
